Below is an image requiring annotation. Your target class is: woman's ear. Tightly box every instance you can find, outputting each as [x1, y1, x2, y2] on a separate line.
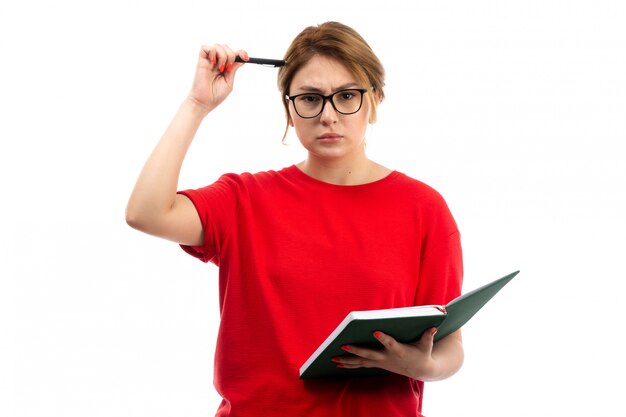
[374, 88, 383, 104]
[285, 98, 295, 127]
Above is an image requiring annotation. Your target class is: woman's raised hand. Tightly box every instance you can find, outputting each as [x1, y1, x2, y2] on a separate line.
[187, 44, 249, 114]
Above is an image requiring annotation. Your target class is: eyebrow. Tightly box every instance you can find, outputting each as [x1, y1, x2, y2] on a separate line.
[294, 83, 361, 94]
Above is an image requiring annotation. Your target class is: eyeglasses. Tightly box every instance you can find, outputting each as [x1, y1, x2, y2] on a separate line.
[285, 88, 369, 119]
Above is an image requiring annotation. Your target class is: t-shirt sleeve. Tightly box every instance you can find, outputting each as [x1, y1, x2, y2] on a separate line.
[176, 173, 239, 264]
[414, 195, 463, 307]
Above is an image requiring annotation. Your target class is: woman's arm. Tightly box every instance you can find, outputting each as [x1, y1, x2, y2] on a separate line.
[331, 328, 464, 381]
[125, 45, 248, 245]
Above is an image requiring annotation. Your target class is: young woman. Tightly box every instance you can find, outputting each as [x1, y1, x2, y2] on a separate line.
[127, 21, 464, 417]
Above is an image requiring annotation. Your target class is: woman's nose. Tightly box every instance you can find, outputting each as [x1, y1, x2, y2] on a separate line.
[319, 99, 338, 124]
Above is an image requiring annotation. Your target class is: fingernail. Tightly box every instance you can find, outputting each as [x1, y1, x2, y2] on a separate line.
[336, 364, 345, 368]
[331, 358, 341, 363]
[340, 345, 351, 352]
[431, 328, 438, 337]
[373, 331, 382, 339]
[227, 63, 233, 72]
[212, 56, 216, 65]
[219, 63, 225, 72]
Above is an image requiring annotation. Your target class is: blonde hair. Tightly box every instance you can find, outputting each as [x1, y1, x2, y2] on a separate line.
[277, 22, 386, 139]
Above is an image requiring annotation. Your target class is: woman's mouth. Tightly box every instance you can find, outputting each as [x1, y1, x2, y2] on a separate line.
[318, 133, 342, 143]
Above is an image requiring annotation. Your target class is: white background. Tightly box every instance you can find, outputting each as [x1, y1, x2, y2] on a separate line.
[1, 1, 625, 416]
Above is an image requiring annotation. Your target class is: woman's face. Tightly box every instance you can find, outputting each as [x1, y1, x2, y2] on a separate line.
[287, 55, 372, 163]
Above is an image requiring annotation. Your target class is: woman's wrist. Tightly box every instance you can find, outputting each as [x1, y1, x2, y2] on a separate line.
[182, 95, 216, 118]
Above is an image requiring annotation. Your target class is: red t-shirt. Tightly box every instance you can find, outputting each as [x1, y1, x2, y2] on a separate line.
[179, 165, 462, 417]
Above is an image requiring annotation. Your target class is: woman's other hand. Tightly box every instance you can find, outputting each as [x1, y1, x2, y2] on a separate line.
[331, 329, 464, 381]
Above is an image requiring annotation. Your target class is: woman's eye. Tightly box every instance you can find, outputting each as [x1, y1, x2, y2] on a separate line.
[300, 95, 321, 103]
[338, 92, 355, 101]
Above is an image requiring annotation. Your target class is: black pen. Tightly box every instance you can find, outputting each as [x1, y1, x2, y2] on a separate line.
[235, 56, 286, 67]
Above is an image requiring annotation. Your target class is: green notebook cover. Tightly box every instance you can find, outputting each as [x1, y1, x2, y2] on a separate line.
[299, 271, 519, 379]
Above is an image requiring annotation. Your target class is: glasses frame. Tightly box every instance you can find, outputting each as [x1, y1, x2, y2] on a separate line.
[285, 88, 369, 119]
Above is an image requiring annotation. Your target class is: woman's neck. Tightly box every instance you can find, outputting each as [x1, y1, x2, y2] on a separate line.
[296, 156, 392, 186]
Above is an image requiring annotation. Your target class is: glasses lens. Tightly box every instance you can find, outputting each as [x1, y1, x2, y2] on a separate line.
[332, 89, 364, 115]
[294, 94, 324, 118]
